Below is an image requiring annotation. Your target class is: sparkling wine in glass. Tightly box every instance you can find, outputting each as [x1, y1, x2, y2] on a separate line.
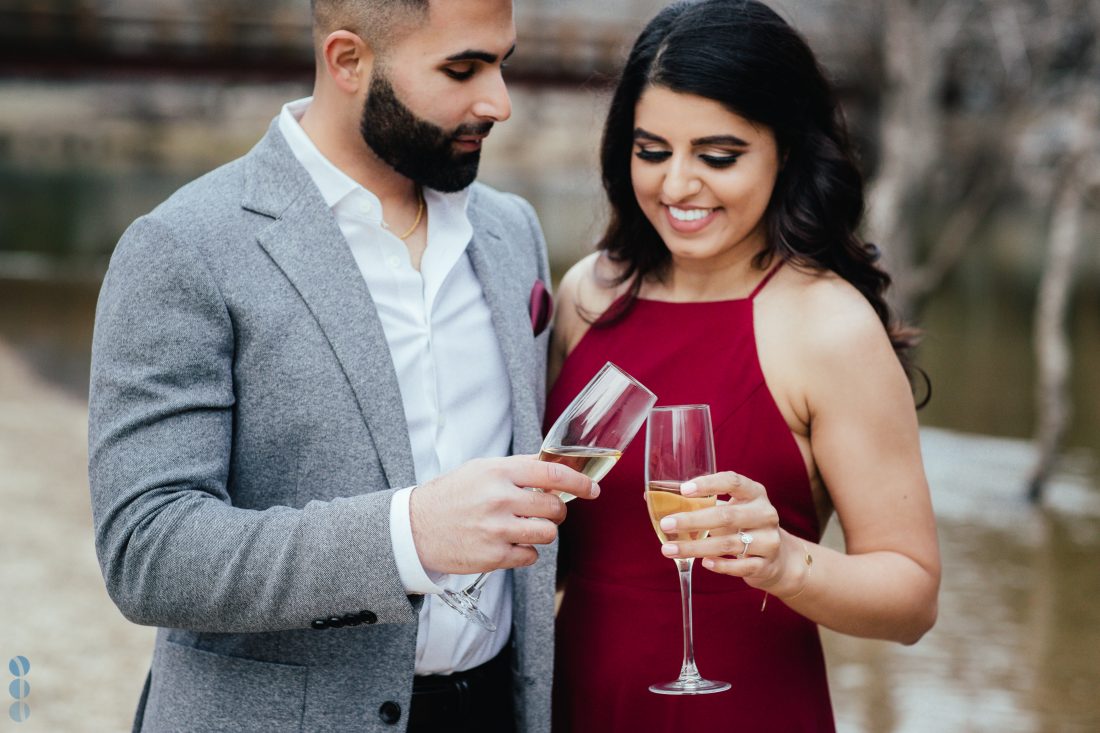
[439, 362, 657, 630]
[646, 404, 731, 695]
[536, 362, 655, 501]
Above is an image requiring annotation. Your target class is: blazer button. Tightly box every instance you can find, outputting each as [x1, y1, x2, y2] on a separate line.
[342, 613, 360, 626]
[310, 619, 329, 631]
[358, 610, 378, 625]
[378, 701, 401, 725]
[328, 616, 344, 628]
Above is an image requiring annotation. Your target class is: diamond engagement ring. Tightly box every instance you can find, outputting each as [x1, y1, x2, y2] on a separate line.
[738, 531, 754, 559]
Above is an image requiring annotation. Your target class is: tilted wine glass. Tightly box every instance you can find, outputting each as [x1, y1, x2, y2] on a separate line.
[645, 404, 731, 695]
[439, 362, 657, 630]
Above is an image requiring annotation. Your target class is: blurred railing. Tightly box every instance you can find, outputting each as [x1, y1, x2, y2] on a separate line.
[0, 2, 638, 86]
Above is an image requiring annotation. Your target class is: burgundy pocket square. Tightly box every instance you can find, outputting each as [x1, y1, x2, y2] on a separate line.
[529, 279, 553, 337]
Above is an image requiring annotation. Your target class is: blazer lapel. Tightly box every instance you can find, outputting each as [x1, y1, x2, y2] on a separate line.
[243, 123, 416, 489]
[465, 212, 543, 456]
[467, 198, 554, 689]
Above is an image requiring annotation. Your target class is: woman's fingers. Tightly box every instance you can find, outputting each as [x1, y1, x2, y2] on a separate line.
[704, 499, 736, 536]
[700, 556, 767, 576]
[658, 497, 777, 537]
[661, 527, 779, 560]
[658, 501, 740, 536]
[680, 471, 764, 500]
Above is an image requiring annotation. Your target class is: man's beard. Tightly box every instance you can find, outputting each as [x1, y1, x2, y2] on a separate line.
[359, 72, 492, 192]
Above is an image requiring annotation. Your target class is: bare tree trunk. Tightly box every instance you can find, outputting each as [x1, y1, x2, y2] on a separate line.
[1028, 88, 1099, 501]
[1028, 172, 1083, 501]
[865, 0, 966, 318]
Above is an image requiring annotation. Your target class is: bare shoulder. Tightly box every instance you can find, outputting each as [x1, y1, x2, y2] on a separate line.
[553, 252, 632, 355]
[765, 266, 893, 361]
[755, 265, 906, 426]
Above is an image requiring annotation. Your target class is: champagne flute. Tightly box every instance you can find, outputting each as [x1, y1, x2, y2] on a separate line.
[646, 404, 731, 695]
[439, 362, 657, 630]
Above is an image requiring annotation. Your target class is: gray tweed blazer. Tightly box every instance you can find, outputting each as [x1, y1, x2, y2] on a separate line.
[88, 120, 554, 733]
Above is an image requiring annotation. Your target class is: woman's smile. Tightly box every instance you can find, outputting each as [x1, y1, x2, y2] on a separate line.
[664, 204, 720, 233]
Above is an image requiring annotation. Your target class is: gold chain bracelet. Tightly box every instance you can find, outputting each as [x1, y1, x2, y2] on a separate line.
[761, 538, 814, 612]
[785, 539, 814, 600]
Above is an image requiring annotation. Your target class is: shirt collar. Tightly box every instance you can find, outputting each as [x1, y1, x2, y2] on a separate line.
[279, 97, 361, 211]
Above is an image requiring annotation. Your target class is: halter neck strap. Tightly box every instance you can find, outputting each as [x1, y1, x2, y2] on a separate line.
[749, 262, 783, 300]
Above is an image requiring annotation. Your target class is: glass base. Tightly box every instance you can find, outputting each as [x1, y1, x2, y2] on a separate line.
[648, 676, 731, 696]
[438, 589, 497, 632]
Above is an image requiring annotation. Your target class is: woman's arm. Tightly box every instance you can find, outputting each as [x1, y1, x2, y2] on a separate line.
[661, 280, 940, 644]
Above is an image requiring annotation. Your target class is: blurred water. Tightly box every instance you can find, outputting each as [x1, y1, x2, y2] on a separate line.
[825, 428, 1100, 733]
[917, 273, 1100, 455]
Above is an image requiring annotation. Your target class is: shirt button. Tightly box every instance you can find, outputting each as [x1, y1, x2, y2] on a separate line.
[387, 255, 401, 269]
[361, 201, 373, 215]
[437, 416, 446, 428]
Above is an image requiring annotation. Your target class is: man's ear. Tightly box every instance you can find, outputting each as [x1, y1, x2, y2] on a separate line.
[321, 30, 375, 94]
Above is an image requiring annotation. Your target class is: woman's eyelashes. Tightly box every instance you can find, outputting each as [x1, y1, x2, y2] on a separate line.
[699, 153, 741, 168]
[634, 148, 671, 163]
[633, 148, 743, 168]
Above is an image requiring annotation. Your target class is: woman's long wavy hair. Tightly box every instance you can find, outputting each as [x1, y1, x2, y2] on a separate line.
[595, 0, 926, 399]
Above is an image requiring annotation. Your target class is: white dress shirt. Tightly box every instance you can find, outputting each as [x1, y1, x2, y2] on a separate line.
[279, 98, 514, 674]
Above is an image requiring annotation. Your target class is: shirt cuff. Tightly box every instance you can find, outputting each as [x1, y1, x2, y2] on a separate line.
[389, 485, 449, 594]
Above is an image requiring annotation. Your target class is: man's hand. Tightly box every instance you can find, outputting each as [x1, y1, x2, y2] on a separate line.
[409, 456, 600, 575]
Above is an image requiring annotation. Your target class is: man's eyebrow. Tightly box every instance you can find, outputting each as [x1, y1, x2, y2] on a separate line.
[445, 45, 517, 64]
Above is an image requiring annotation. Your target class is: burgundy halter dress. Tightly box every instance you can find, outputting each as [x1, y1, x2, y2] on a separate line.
[548, 267, 835, 732]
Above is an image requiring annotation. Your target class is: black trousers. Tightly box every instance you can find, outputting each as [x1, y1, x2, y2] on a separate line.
[406, 648, 516, 733]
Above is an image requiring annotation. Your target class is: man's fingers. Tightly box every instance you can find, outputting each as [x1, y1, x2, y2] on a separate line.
[502, 516, 559, 547]
[681, 471, 763, 500]
[512, 487, 568, 523]
[500, 544, 540, 569]
[508, 457, 601, 501]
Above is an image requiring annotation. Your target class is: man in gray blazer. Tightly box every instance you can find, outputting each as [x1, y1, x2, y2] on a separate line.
[88, 1, 599, 731]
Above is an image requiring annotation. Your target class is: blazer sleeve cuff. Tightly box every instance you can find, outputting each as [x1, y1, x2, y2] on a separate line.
[389, 486, 449, 594]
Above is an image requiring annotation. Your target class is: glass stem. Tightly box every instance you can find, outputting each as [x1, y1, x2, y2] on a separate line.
[464, 571, 491, 601]
[676, 558, 701, 680]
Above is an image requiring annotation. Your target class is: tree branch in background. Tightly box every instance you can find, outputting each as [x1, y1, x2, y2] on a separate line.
[1028, 96, 1098, 501]
[903, 168, 1005, 303]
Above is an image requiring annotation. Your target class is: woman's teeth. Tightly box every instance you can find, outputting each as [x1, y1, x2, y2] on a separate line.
[669, 207, 713, 222]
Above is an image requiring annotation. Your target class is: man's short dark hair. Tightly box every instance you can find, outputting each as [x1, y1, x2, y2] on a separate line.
[310, 0, 430, 54]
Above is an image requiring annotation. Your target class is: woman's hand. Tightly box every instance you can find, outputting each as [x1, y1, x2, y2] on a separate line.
[658, 472, 808, 597]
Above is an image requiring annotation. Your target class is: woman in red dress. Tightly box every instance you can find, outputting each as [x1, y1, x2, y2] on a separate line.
[548, 2, 941, 730]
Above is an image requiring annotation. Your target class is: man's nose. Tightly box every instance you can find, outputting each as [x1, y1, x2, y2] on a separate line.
[471, 69, 512, 122]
